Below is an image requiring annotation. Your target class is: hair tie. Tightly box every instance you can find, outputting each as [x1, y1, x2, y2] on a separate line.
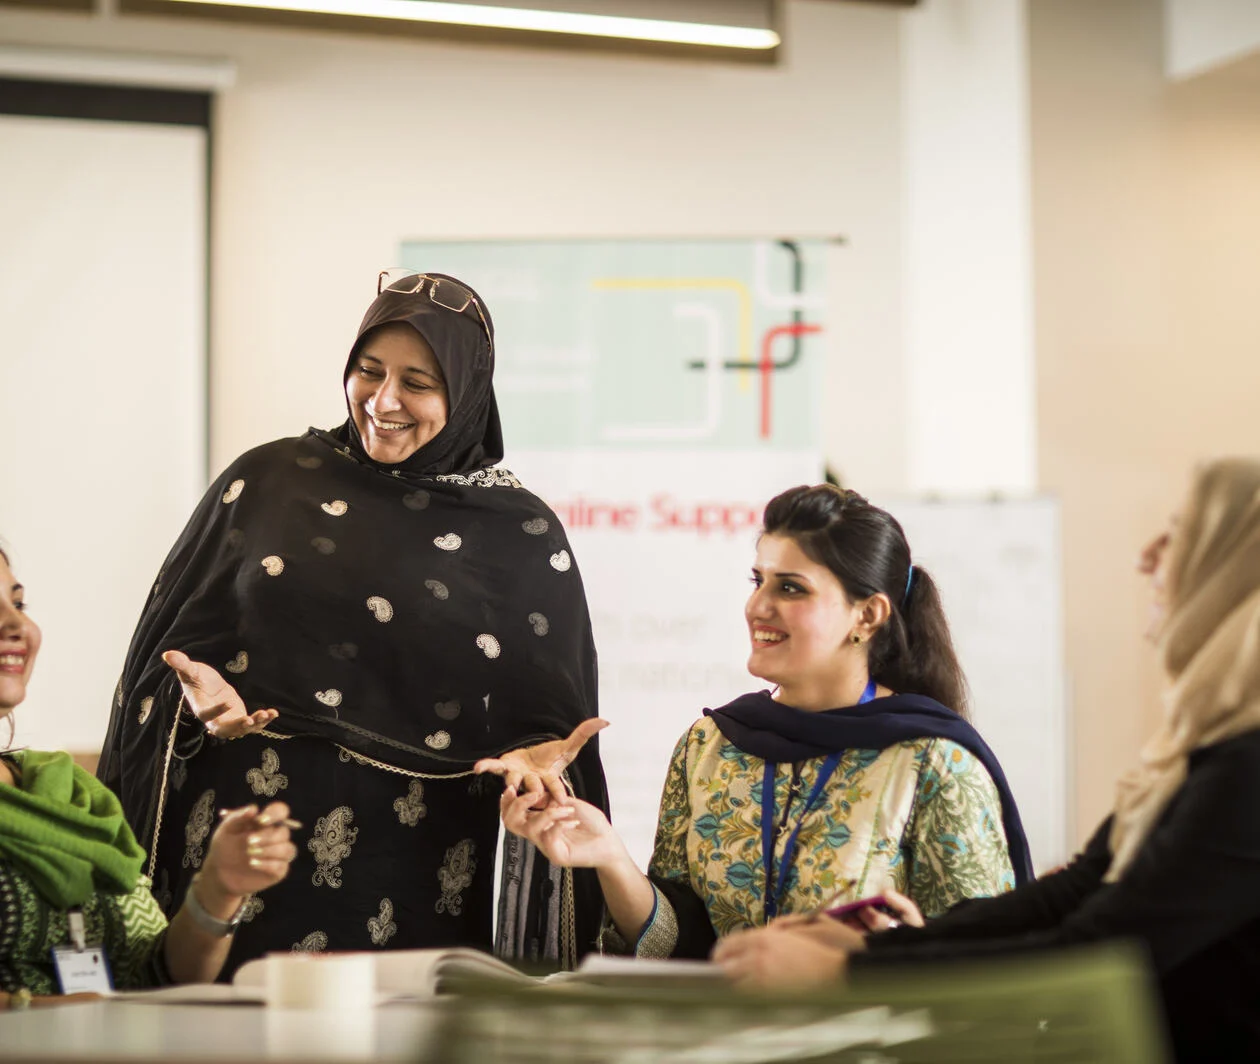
[903, 563, 915, 605]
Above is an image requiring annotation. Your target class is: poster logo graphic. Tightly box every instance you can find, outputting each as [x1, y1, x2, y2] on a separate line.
[402, 238, 828, 452]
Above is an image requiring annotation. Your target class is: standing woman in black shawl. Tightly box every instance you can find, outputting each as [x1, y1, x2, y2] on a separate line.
[98, 272, 608, 974]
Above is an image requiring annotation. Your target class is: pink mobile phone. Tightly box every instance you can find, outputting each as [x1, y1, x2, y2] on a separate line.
[822, 895, 897, 920]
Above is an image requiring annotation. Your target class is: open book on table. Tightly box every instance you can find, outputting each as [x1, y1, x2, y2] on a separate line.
[110, 949, 721, 1005]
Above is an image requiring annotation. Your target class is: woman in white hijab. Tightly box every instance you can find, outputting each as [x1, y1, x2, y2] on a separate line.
[715, 457, 1260, 1063]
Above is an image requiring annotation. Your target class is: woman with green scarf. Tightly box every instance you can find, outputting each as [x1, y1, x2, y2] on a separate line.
[0, 546, 297, 1007]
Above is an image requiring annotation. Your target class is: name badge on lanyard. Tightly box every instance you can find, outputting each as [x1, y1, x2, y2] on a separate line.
[761, 678, 877, 921]
[50, 909, 114, 994]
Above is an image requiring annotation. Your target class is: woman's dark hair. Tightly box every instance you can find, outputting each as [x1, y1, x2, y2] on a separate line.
[762, 484, 970, 717]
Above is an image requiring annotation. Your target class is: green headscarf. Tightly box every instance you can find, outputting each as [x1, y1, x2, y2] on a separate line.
[0, 750, 144, 908]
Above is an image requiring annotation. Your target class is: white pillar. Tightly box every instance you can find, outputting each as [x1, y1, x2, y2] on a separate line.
[901, 0, 1036, 495]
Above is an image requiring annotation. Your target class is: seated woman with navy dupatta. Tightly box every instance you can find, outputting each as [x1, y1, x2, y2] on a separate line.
[494, 485, 1031, 958]
[715, 460, 1260, 1063]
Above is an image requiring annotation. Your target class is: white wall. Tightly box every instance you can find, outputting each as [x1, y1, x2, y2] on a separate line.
[0, 114, 206, 754]
[1033, 0, 1260, 841]
[0, 1, 906, 485]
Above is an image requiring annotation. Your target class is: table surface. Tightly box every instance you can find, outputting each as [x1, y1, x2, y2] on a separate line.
[0, 1000, 446, 1063]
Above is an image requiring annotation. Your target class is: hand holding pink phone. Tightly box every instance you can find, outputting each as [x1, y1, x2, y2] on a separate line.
[822, 895, 898, 921]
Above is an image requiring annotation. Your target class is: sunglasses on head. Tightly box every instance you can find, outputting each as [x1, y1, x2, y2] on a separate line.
[376, 270, 492, 351]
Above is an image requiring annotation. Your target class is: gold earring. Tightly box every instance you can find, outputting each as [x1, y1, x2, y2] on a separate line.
[851, 634, 862, 645]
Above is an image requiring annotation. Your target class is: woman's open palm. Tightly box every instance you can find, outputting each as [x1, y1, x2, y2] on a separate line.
[475, 719, 608, 804]
[163, 650, 278, 739]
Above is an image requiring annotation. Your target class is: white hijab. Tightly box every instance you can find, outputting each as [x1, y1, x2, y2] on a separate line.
[1106, 458, 1260, 882]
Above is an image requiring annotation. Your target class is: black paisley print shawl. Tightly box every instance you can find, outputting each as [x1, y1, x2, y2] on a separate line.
[98, 275, 608, 967]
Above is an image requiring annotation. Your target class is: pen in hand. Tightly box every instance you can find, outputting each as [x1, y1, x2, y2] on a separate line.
[219, 808, 303, 830]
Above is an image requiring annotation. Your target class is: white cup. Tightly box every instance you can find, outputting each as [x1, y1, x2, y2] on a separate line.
[265, 952, 376, 1011]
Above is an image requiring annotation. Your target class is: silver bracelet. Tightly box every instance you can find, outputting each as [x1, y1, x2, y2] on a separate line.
[184, 874, 248, 937]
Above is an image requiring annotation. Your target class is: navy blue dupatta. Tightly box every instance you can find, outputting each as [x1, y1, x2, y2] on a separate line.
[705, 690, 1035, 885]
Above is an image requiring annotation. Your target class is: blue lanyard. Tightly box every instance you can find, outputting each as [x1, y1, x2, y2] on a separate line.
[760, 678, 877, 920]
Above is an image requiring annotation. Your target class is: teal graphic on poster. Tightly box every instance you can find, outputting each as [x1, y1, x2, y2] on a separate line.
[399, 239, 827, 452]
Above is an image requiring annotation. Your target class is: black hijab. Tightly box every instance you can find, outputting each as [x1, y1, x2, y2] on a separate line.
[706, 690, 1034, 885]
[338, 272, 504, 477]
[99, 273, 608, 957]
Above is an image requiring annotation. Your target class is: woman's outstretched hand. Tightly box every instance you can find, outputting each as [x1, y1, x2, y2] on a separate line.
[474, 718, 609, 804]
[162, 650, 278, 740]
[499, 788, 622, 869]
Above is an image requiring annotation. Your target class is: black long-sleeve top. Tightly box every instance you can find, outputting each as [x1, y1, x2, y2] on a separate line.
[853, 730, 1260, 1062]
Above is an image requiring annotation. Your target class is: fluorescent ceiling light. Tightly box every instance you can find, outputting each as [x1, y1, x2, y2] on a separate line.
[155, 0, 780, 49]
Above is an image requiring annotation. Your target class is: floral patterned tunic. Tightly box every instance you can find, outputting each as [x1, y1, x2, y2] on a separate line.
[616, 716, 1015, 957]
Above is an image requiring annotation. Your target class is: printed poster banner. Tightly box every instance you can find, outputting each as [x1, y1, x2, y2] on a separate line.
[402, 239, 827, 864]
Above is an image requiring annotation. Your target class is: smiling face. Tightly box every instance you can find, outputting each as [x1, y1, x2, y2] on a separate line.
[345, 322, 449, 464]
[745, 533, 866, 707]
[0, 554, 40, 714]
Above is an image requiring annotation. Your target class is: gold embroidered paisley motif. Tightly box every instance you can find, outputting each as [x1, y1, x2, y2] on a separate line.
[241, 896, 265, 923]
[246, 748, 289, 797]
[183, 789, 215, 869]
[368, 899, 397, 946]
[394, 781, 428, 826]
[292, 931, 328, 953]
[435, 467, 522, 488]
[435, 839, 476, 916]
[308, 805, 358, 889]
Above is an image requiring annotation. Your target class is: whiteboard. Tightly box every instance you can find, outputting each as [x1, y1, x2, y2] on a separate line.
[875, 496, 1068, 872]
